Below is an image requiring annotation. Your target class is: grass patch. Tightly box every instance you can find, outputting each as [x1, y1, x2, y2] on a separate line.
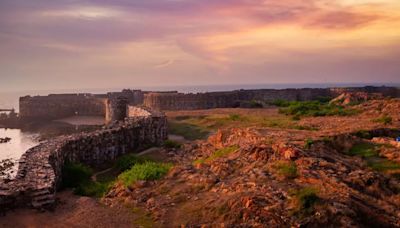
[348, 143, 400, 173]
[279, 101, 358, 117]
[163, 140, 182, 149]
[62, 163, 113, 197]
[168, 121, 210, 140]
[131, 207, 155, 228]
[347, 143, 378, 158]
[115, 154, 149, 172]
[372, 115, 393, 125]
[118, 162, 172, 187]
[290, 187, 320, 216]
[271, 161, 298, 179]
[193, 145, 239, 164]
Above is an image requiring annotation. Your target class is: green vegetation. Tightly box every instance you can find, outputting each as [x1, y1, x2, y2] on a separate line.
[168, 121, 210, 140]
[118, 162, 172, 187]
[163, 140, 182, 149]
[194, 145, 239, 165]
[290, 186, 320, 217]
[372, 115, 393, 125]
[304, 139, 314, 149]
[115, 154, 150, 172]
[61, 163, 113, 197]
[348, 143, 400, 173]
[348, 143, 378, 158]
[279, 101, 358, 117]
[271, 161, 298, 179]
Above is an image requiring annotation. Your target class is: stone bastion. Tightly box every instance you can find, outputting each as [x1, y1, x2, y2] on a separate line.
[0, 107, 167, 213]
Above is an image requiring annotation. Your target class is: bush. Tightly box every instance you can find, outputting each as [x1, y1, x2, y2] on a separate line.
[249, 100, 263, 108]
[115, 154, 149, 172]
[62, 162, 112, 197]
[62, 163, 93, 188]
[272, 161, 298, 179]
[373, 115, 393, 125]
[354, 130, 372, 139]
[164, 140, 182, 149]
[118, 162, 172, 187]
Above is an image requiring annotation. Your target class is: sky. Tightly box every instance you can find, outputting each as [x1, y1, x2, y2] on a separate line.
[0, 0, 399, 92]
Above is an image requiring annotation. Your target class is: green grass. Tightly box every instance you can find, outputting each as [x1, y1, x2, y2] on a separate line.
[168, 121, 210, 140]
[372, 115, 393, 125]
[194, 145, 239, 165]
[115, 154, 149, 172]
[290, 187, 320, 214]
[278, 101, 358, 117]
[163, 140, 182, 149]
[272, 161, 298, 179]
[348, 143, 400, 173]
[347, 143, 379, 158]
[118, 162, 173, 187]
[61, 163, 113, 197]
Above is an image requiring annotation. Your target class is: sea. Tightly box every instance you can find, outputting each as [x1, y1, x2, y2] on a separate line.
[0, 83, 398, 177]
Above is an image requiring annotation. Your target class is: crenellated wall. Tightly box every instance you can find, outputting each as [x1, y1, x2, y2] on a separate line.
[0, 108, 167, 212]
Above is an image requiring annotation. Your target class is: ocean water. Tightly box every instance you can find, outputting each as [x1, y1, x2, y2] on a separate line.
[0, 128, 39, 177]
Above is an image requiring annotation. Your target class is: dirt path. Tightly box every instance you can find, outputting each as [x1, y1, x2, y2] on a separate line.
[0, 191, 137, 228]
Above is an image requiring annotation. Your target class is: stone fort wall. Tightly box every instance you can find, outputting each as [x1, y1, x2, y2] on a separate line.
[143, 86, 400, 111]
[0, 108, 167, 212]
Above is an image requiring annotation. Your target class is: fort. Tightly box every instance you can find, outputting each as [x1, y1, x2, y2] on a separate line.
[0, 107, 167, 212]
[1, 85, 399, 213]
[16, 86, 400, 122]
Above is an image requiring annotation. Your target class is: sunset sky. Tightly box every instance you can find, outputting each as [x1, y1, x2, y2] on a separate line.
[0, 0, 399, 91]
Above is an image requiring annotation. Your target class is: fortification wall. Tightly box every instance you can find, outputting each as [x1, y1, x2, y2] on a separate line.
[143, 87, 400, 111]
[19, 94, 107, 121]
[0, 108, 167, 212]
[143, 88, 334, 111]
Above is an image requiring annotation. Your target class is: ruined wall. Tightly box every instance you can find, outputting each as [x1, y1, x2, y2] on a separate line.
[0, 108, 167, 212]
[19, 94, 107, 121]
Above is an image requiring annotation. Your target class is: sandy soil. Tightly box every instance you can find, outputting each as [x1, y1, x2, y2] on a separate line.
[0, 191, 136, 228]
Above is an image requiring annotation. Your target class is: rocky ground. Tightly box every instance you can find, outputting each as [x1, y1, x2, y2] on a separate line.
[103, 98, 400, 227]
[2, 97, 400, 227]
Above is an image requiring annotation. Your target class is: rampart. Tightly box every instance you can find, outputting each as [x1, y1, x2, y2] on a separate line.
[0, 107, 167, 212]
[143, 86, 400, 111]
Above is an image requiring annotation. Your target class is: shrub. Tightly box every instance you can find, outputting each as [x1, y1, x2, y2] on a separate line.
[62, 163, 93, 188]
[115, 154, 149, 172]
[272, 161, 298, 179]
[61, 162, 112, 197]
[373, 115, 393, 125]
[368, 160, 400, 172]
[271, 99, 292, 107]
[118, 162, 172, 187]
[194, 145, 239, 164]
[164, 140, 182, 149]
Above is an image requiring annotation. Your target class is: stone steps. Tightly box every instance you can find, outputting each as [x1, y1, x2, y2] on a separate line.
[31, 188, 56, 210]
